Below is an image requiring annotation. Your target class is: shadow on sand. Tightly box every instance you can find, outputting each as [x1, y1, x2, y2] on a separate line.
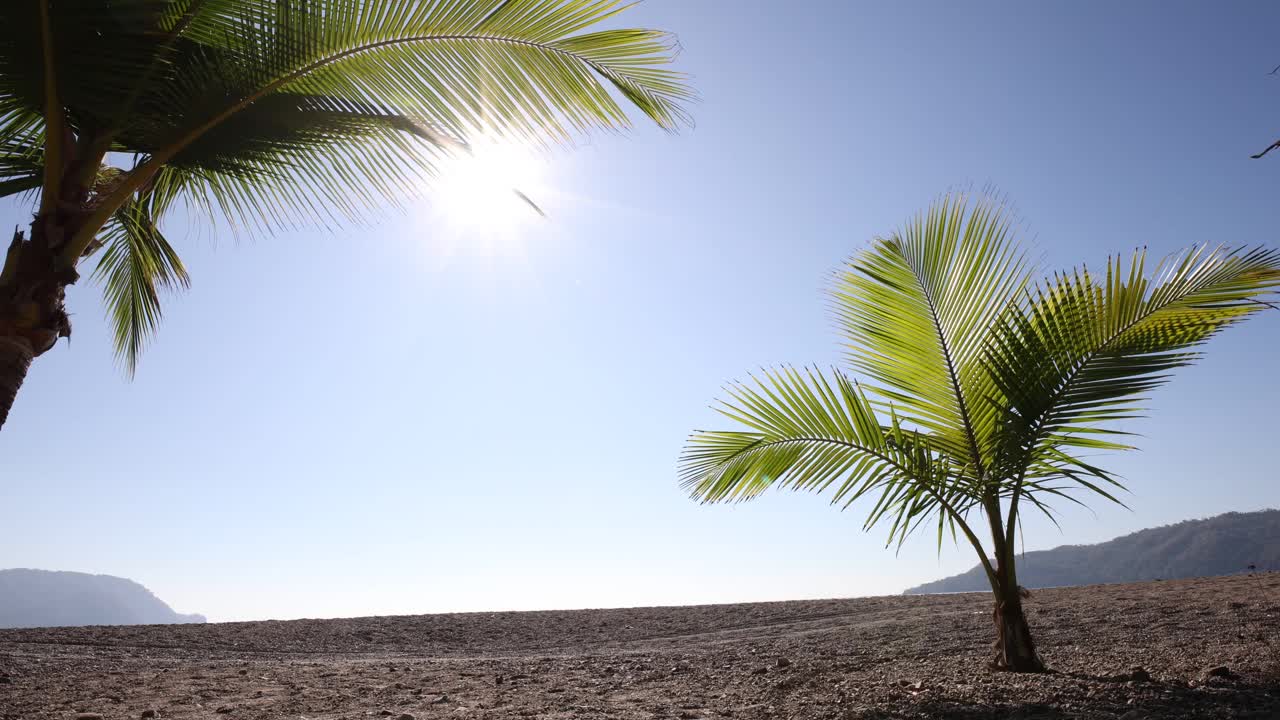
[848, 673, 1280, 719]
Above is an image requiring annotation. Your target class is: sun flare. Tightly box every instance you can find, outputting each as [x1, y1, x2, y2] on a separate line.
[428, 136, 549, 243]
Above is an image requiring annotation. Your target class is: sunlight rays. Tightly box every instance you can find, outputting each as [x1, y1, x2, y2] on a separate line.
[424, 134, 550, 256]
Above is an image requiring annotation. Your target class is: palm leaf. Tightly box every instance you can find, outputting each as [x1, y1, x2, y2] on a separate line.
[90, 196, 191, 375]
[829, 194, 1031, 477]
[0, 0, 692, 369]
[680, 366, 991, 560]
[46, 0, 693, 252]
[986, 245, 1280, 485]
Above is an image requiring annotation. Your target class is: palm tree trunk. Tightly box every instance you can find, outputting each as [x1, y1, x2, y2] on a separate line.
[990, 578, 1046, 672]
[0, 222, 77, 431]
[980, 496, 1047, 673]
[0, 335, 33, 430]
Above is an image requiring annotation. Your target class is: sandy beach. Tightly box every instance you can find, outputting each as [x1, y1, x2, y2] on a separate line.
[1, 574, 1277, 719]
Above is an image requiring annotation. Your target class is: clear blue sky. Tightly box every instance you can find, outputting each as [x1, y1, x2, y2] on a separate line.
[2, 1, 1278, 622]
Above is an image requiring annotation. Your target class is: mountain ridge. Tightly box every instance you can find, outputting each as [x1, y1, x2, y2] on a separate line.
[0, 568, 205, 628]
[904, 509, 1280, 594]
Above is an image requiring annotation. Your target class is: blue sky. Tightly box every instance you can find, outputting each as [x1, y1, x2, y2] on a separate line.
[2, 1, 1278, 622]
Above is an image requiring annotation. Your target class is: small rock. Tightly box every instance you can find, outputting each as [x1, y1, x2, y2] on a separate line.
[495, 674, 504, 685]
[76, 715, 103, 720]
[379, 712, 394, 717]
[141, 711, 159, 719]
[215, 706, 233, 714]
[432, 693, 450, 705]
[397, 714, 416, 720]
[1129, 667, 1151, 683]
[774, 658, 791, 668]
[0, 675, 10, 684]
[750, 667, 768, 675]
[1202, 665, 1237, 680]
[238, 669, 248, 675]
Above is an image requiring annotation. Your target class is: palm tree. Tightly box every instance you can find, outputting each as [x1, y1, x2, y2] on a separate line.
[679, 195, 1280, 672]
[0, 0, 692, 428]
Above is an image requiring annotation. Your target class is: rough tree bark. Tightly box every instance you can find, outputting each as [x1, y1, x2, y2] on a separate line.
[0, 335, 33, 429]
[0, 223, 77, 431]
[986, 538, 1047, 672]
[991, 580, 1046, 672]
[977, 493, 1048, 673]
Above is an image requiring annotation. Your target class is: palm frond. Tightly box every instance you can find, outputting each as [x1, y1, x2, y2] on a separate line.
[0, 1, 692, 370]
[0, 149, 43, 200]
[829, 194, 1031, 476]
[680, 366, 988, 553]
[986, 245, 1280, 485]
[91, 196, 191, 375]
[0, 106, 46, 200]
[47, 0, 692, 253]
[154, 94, 454, 233]
[0, 1, 174, 137]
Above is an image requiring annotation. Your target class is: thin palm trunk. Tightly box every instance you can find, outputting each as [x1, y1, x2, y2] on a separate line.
[0, 335, 33, 430]
[989, 548, 1046, 672]
[991, 582, 1045, 671]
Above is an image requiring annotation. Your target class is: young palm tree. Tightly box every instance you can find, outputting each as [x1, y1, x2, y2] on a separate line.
[0, 0, 692, 428]
[679, 195, 1280, 672]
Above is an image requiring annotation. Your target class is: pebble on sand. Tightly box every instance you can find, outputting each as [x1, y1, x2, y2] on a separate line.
[1202, 665, 1236, 680]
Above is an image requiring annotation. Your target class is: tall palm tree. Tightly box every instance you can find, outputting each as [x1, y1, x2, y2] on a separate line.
[0, 0, 692, 428]
[679, 194, 1280, 672]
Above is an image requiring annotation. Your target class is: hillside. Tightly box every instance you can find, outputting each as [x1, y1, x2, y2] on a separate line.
[905, 509, 1280, 594]
[0, 569, 205, 628]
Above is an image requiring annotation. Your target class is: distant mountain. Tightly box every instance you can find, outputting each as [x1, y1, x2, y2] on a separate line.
[904, 509, 1280, 594]
[0, 569, 205, 628]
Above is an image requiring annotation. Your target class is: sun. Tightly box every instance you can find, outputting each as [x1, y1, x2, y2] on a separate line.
[428, 135, 549, 242]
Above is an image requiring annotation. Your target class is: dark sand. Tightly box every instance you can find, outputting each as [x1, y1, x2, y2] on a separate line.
[2, 574, 1278, 719]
